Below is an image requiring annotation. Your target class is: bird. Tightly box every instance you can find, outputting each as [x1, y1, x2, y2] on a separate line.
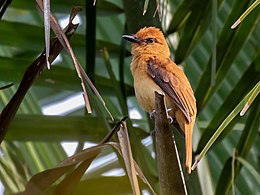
[122, 27, 197, 174]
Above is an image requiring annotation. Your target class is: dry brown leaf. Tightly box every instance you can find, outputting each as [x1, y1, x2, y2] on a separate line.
[108, 142, 156, 195]
[23, 117, 128, 194]
[117, 122, 140, 195]
[36, 0, 113, 120]
[24, 144, 107, 195]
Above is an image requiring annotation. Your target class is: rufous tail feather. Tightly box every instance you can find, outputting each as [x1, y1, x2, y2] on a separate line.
[185, 125, 192, 174]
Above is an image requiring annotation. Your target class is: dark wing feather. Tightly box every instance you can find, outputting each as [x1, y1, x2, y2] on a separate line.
[147, 57, 196, 123]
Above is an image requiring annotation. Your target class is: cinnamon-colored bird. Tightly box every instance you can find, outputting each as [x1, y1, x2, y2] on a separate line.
[122, 27, 197, 174]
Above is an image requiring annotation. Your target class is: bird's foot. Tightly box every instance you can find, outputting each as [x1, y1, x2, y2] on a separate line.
[167, 116, 173, 124]
[149, 110, 156, 120]
[166, 108, 174, 124]
[150, 109, 174, 124]
[150, 129, 155, 136]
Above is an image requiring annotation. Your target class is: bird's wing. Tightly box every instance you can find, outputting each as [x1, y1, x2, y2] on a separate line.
[146, 57, 196, 123]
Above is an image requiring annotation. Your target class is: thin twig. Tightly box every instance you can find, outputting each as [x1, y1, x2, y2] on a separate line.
[0, 19, 78, 143]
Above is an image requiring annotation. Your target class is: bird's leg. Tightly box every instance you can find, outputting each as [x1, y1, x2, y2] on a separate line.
[149, 110, 156, 136]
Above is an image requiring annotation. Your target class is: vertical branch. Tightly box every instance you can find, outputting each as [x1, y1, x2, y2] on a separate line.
[122, 0, 161, 33]
[154, 91, 187, 195]
[211, 0, 217, 86]
[86, 0, 96, 82]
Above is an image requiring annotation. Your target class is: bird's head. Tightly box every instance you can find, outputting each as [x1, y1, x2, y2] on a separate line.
[122, 27, 170, 58]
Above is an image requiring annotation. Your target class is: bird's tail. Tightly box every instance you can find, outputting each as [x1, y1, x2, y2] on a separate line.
[185, 123, 193, 174]
[175, 110, 194, 174]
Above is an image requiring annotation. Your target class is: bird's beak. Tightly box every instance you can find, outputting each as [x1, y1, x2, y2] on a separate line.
[122, 34, 141, 44]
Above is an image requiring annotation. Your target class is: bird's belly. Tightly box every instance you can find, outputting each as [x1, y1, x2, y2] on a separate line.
[134, 75, 173, 113]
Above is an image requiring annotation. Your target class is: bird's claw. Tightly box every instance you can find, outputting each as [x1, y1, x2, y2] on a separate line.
[150, 129, 155, 136]
[166, 108, 174, 124]
[150, 110, 156, 120]
[166, 108, 172, 112]
[150, 109, 173, 124]
[167, 116, 173, 124]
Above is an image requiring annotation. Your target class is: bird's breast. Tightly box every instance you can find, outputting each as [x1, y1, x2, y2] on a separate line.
[134, 73, 162, 113]
[131, 61, 173, 113]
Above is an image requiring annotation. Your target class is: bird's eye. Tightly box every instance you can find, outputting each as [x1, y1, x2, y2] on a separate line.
[146, 38, 155, 43]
